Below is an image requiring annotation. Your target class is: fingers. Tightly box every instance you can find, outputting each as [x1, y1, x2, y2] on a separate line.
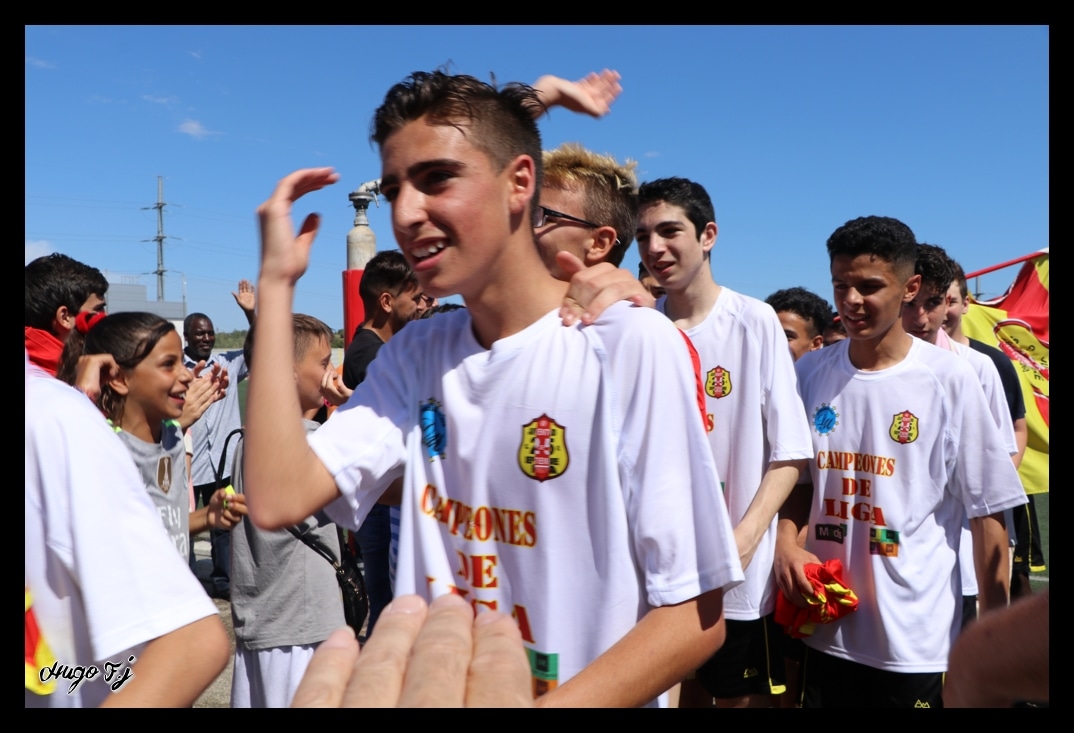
[576, 69, 622, 116]
[291, 627, 361, 708]
[338, 594, 430, 707]
[466, 611, 534, 708]
[397, 594, 474, 707]
[258, 168, 340, 216]
[559, 256, 652, 326]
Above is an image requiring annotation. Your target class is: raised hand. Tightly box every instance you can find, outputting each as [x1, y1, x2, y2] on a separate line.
[232, 279, 257, 313]
[257, 167, 341, 286]
[533, 69, 622, 119]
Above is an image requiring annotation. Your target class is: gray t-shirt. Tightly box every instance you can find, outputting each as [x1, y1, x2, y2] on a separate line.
[230, 420, 346, 649]
[114, 421, 189, 560]
[185, 349, 248, 487]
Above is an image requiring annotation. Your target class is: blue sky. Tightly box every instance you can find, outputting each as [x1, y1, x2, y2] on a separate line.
[25, 25, 1049, 333]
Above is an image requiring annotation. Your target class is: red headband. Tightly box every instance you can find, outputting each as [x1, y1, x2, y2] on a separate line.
[75, 310, 107, 334]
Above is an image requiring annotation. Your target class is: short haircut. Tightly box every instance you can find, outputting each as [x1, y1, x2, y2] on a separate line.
[359, 250, 419, 315]
[543, 143, 638, 267]
[81, 312, 176, 423]
[293, 313, 333, 364]
[825, 216, 918, 279]
[371, 70, 544, 218]
[637, 177, 715, 244]
[241, 314, 332, 369]
[183, 312, 212, 337]
[915, 243, 956, 294]
[25, 253, 108, 331]
[765, 287, 834, 339]
[948, 258, 969, 300]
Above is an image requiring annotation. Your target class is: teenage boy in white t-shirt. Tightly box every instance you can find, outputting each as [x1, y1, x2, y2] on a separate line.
[903, 243, 1020, 630]
[633, 177, 813, 708]
[243, 71, 743, 708]
[776, 216, 1026, 708]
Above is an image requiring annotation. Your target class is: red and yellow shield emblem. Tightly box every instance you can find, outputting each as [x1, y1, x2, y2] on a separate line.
[518, 414, 569, 482]
[888, 410, 919, 444]
[705, 366, 732, 399]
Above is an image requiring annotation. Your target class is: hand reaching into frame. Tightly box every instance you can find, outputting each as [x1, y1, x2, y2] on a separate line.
[533, 69, 622, 119]
[291, 594, 534, 708]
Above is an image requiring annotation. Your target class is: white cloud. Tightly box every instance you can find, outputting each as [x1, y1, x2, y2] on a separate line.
[26, 56, 56, 69]
[25, 240, 54, 264]
[143, 94, 179, 106]
[644, 151, 661, 158]
[189, 50, 203, 60]
[178, 119, 221, 140]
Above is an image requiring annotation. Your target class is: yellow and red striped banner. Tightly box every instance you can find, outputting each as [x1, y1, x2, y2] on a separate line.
[963, 251, 1049, 495]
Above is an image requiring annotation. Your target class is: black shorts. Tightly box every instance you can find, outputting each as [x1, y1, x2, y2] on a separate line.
[693, 613, 786, 698]
[961, 595, 978, 631]
[1012, 495, 1046, 573]
[802, 648, 943, 708]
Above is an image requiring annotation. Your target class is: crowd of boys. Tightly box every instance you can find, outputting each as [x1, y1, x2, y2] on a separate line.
[26, 67, 1044, 708]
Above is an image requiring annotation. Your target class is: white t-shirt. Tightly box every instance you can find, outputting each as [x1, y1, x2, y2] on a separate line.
[310, 304, 743, 705]
[937, 329, 1019, 597]
[794, 337, 1027, 673]
[25, 366, 217, 707]
[659, 288, 813, 620]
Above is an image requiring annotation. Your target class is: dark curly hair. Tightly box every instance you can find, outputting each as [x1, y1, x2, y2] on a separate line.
[826, 216, 918, 280]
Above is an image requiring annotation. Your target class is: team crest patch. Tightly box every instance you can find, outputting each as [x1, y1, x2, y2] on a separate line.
[156, 456, 172, 495]
[705, 366, 732, 399]
[888, 410, 919, 444]
[518, 414, 568, 482]
[812, 404, 839, 436]
[420, 398, 447, 461]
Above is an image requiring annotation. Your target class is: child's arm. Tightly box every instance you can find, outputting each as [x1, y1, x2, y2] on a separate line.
[536, 588, 726, 707]
[774, 481, 822, 608]
[245, 169, 343, 529]
[99, 615, 229, 708]
[971, 512, 1012, 613]
[735, 459, 808, 571]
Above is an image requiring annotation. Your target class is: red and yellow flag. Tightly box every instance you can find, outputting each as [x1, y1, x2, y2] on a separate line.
[963, 251, 1049, 495]
[25, 588, 57, 695]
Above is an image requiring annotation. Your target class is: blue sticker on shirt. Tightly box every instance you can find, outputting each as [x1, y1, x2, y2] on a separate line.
[812, 404, 839, 436]
[420, 398, 446, 461]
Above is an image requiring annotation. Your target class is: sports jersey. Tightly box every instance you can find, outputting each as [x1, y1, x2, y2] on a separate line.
[794, 337, 1027, 673]
[937, 329, 1019, 597]
[658, 288, 813, 620]
[25, 364, 216, 707]
[310, 303, 744, 706]
[114, 420, 190, 559]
